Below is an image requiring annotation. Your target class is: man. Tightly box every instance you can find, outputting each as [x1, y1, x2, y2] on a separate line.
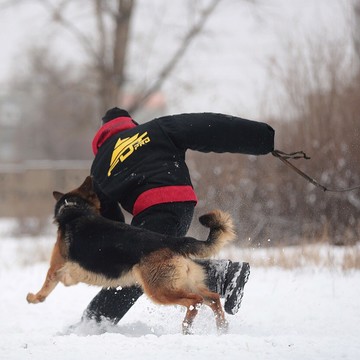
[83, 108, 275, 324]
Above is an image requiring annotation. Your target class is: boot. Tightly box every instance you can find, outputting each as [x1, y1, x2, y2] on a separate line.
[223, 261, 250, 315]
[197, 260, 250, 315]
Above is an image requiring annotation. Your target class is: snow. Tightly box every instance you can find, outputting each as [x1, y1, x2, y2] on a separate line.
[0, 228, 359, 360]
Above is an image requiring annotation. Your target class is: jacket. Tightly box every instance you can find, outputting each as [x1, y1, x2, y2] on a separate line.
[91, 112, 275, 217]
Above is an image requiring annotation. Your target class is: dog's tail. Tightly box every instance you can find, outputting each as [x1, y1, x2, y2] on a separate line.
[174, 210, 236, 258]
[197, 210, 236, 257]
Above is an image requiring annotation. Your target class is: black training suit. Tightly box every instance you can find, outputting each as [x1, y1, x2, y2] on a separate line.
[91, 112, 274, 217]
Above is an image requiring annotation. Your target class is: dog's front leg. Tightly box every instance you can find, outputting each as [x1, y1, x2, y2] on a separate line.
[26, 266, 61, 303]
[26, 239, 65, 304]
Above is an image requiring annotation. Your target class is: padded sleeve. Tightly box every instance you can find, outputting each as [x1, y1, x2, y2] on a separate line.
[157, 113, 274, 155]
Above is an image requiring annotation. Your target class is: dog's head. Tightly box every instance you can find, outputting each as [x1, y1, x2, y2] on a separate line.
[53, 176, 101, 221]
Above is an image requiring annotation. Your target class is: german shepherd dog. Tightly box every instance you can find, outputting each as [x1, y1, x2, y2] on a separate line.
[27, 176, 235, 334]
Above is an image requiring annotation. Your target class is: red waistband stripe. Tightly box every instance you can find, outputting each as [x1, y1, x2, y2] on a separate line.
[132, 185, 197, 216]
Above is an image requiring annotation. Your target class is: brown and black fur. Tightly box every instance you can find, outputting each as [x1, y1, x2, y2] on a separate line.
[27, 176, 235, 334]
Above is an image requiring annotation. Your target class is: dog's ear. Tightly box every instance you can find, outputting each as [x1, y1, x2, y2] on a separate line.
[53, 191, 64, 201]
[79, 176, 93, 194]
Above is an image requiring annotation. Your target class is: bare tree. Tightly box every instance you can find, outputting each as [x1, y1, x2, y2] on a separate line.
[353, 0, 360, 62]
[27, 0, 221, 114]
[9, 46, 98, 160]
[127, 0, 221, 113]
[0, 0, 224, 159]
[36, 0, 135, 113]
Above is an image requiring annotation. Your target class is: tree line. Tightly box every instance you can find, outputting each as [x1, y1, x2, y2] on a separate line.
[1, 0, 359, 244]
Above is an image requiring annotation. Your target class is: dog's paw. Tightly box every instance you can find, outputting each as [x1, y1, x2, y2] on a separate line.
[216, 319, 229, 335]
[182, 321, 194, 335]
[26, 292, 45, 304]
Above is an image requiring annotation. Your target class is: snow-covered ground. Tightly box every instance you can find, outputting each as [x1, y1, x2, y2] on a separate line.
[0, 229, 359, 360]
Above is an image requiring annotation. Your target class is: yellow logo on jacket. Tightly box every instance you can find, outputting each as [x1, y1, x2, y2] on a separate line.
[108, 132, 151, 176]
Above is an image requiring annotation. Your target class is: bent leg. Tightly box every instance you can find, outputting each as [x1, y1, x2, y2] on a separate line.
[146, 287, 204, 335]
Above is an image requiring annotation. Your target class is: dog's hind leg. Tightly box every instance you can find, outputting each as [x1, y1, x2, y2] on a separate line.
[26, 239, 65, 304]
[139, 277, 204, 334]
[200, 287, 228, 334]
[181, 294, 204, 335]
[134, 251, 204, 334]
[149, 289, 204, 335]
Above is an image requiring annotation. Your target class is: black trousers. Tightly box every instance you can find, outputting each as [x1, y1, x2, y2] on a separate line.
[83, 202, 229, 323]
